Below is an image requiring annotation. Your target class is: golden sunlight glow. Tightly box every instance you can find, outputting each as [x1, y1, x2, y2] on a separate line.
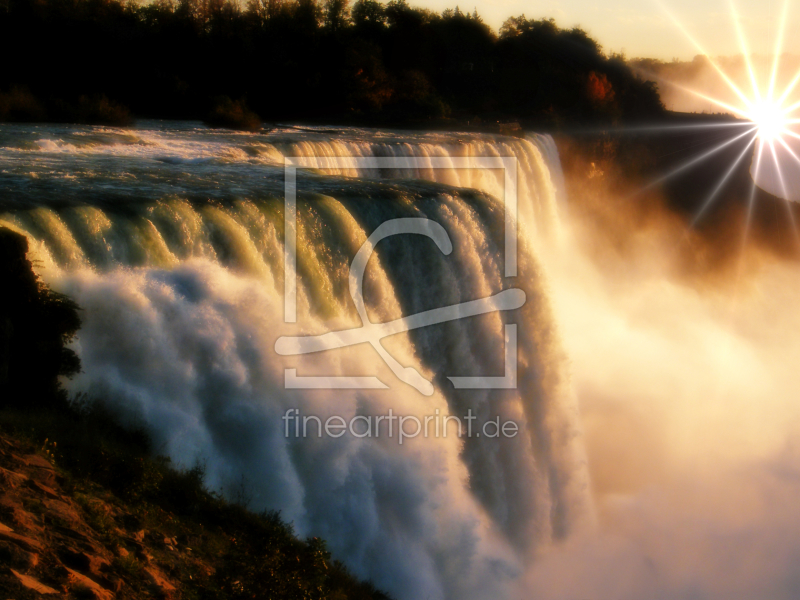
[748, 100, 789, 141]
[656, 0, 800, 207]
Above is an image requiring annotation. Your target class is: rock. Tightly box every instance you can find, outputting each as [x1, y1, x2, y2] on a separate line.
[42, 498, 81, 525]
[64, 567, 114, 600]
[0, 540, 38, 568]
[0, 466, 28, 488]
[29, 468, 58, 488]
[10, 453, 28, 465]
[132, 530, 146, 542]
[59, 546, 111, 576]
[10, 507, 42, 536]
[0, 521, 12, 533]
[83, 551, 111, 575]
[21, 455, 54, 471]
[144, 566, 176, 597]
[28, 479, 61, 500]
[114, 546, 129, 558]
[51, 523, 92, 544]
[9, 568, 59, 594]
[126, 536, 149, 560]
[119, 514, 142, 530]
[0, 529, 43, 552]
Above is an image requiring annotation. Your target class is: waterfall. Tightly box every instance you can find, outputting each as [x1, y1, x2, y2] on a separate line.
[0, 124, 589, 600]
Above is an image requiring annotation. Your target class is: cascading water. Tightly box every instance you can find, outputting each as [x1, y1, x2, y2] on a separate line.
[0, 122, 590, 600]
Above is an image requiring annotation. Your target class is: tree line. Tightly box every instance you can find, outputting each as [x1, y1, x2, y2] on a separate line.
[0, 0, 664, 125]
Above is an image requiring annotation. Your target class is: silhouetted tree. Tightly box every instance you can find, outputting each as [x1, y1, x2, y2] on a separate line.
[0, 0, 665, 124]
[0, 228, 81, 409]
[323, 0, 348, 30]
[351, 0, 384, 29]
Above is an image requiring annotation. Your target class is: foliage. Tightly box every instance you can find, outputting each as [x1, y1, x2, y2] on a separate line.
[0, 0, 665, 125]
[205, 95, 262, 130]
[0, 86, 46, 122]
[0, 227, 82, 409]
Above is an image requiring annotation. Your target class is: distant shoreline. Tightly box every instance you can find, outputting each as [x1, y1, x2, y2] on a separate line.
[0, 108, 748, 135]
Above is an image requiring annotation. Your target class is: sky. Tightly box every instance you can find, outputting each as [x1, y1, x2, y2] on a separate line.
[414, 0, 800, 60]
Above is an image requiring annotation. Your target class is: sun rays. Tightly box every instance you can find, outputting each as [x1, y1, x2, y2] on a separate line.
[633, 0, 800, 254]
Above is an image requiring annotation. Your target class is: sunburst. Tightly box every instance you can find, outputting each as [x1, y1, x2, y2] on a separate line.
[627, 0, 800, 252]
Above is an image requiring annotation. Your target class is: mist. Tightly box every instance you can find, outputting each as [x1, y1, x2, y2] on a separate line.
[632, 54, 800, 113]
[527, 147, 800, 598]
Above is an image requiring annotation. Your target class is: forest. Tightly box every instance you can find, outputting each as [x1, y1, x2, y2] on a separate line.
[0, 0, 665, 125]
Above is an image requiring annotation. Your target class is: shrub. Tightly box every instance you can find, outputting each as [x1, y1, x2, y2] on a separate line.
[49, 95, 134, 126]
[0, 86, 47, 122]
[205, 96, 262, 131]
[75, 95, 133, 126]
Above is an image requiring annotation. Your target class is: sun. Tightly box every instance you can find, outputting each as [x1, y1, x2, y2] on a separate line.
[640, 0, 800, 213]
[748, 100, 789, 142]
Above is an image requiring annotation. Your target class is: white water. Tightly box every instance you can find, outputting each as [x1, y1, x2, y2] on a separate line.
[0, 122, 589, 600]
